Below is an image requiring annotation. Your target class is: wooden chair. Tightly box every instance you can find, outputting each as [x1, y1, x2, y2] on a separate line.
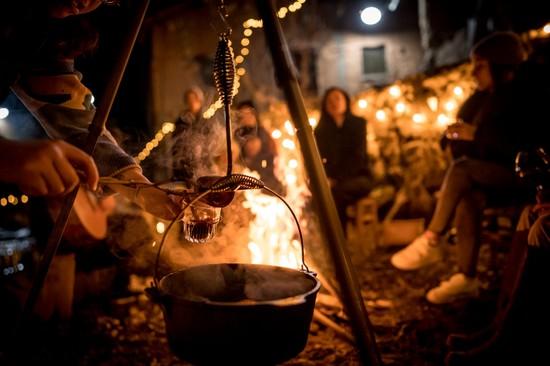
[346, 197, 379, 258]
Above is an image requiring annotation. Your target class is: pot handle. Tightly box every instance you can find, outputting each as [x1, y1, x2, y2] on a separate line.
[153, 190, 213, 287]
[145, 286, 162, 304]
[145, 285, 175, 311]
[152, 174, 315, 288]
[262, 186, 312, 274]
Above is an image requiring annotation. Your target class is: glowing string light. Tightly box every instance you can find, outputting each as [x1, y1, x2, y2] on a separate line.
[375, 110, 387, 121]
[389, 85, 401, 98]
[135, 122, 175, 162]
[0, 194, 29, 207]
[271, 129, 282, 139]
[412, 113, 426, 124]
[202, 0, 308, 120]
[427, 96, 438, 111]
[453, 86, 464, 97]
[395, 102, 406, 113]
[308, 117, 318, 128]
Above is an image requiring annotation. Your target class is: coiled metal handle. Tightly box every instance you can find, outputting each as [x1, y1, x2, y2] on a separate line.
[213, 33, 235, 107]
[209, 174, 265, 192]
[213, 32, 236, 176]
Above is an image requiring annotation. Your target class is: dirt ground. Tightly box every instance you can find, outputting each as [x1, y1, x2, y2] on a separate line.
[6, 237, 507, 366]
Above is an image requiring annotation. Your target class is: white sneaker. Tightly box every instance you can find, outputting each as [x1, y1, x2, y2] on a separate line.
[426, 273, 480, 304]
[390, 233, 443, 270]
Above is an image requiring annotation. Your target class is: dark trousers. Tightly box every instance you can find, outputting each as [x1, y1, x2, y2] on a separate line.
[331, 176, 371, 232]
[427, 158, 518, 276]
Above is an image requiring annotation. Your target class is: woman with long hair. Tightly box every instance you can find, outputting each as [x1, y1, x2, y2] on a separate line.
[391, 32, 535, 304]
[314, 87, 371, 233]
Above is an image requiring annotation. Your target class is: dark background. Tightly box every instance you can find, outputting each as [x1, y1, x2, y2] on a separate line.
[79, 0, 550, 143]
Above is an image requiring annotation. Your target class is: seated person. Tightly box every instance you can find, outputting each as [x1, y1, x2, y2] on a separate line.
[235, 100, 284, 194]
[0, 13, 176, 329]
[390, 32, 537, 304]
[1, 15, 178, 219]
[314, 87, 371, 232]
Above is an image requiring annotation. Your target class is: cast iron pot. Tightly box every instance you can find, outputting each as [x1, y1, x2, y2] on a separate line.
[148, 262, 320, 365]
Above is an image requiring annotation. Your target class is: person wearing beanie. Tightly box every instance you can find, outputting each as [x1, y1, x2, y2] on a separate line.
[391, 31, 539, 304]
[235, 100, 285, 195]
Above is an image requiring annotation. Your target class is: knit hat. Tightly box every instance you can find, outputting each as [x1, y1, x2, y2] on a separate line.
[471, 32, 528, 66]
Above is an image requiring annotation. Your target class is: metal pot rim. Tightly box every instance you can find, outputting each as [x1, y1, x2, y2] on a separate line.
[158, 262, 321, 307]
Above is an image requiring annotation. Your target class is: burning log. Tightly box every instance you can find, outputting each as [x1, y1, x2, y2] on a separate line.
[317, 293, 343, 309]
[313, 309, 354, 343]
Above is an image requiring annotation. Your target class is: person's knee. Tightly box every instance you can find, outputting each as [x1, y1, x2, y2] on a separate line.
[447, 159, 472, 179]
[442, 159, 476, 193]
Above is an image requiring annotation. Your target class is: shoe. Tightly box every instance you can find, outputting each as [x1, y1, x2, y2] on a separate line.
[390, 233, 443, 270]
[426, 273, 480, 304]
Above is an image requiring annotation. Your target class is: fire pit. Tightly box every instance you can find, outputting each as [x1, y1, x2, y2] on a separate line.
[148, 262, 320, 365]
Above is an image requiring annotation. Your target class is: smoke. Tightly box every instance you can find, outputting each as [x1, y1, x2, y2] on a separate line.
[168, 114, 228, 181]
[103, 98, 334, 290]
[162, 193, 253, 270]
[105, 181, 255, 280]
[156, 92, 248, 183]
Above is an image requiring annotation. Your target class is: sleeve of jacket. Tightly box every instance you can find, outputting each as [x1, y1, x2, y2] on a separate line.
[36, 104, 140, 177]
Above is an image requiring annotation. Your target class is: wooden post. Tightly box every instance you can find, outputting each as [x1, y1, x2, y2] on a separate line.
[14, 0, 151, 343]
[256, 1, 382, 365]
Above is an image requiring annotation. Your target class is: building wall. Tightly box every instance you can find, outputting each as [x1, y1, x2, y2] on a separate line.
[317, 31, 423, 95]
[150, 9, 221, 129]
[149, 10, 424, 127]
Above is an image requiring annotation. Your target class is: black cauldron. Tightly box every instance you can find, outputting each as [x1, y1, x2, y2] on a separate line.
[148, 262, 320, 365]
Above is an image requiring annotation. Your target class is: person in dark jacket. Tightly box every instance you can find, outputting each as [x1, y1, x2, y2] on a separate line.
[235, 100, 284, 194]
[391, 32, 535, 304]
[441, 89, 490, 160]
[314, 87, 371, 232]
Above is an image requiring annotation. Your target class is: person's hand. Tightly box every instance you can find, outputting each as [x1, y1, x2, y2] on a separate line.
[0, 139, 99, 196]
[108, 168, 180, 220]
[445, 122, 476, 141]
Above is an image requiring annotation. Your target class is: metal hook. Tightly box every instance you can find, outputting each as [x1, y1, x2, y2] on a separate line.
[217, 0, 232, 36]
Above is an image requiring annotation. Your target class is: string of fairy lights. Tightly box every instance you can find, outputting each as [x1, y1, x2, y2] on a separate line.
[134, 122, 175, 162]
[135, 0, 308, 163]
[0, 194, 29, 207]
[262, 21, 550, 197]
[1, 18, 548, 207]
[351, 21, 550, 136]
[202, 0, 308, 119]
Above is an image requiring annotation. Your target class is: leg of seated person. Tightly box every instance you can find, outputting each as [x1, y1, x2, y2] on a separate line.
[428, 158, 515, 235]
[426, 192, 484, 304]
[331, 188, 348, 229]
[392, 158, 516, 272]
[331, 176, 371, 231]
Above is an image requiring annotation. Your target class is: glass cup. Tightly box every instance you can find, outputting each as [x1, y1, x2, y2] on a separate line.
[182, 200, 222, 243]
